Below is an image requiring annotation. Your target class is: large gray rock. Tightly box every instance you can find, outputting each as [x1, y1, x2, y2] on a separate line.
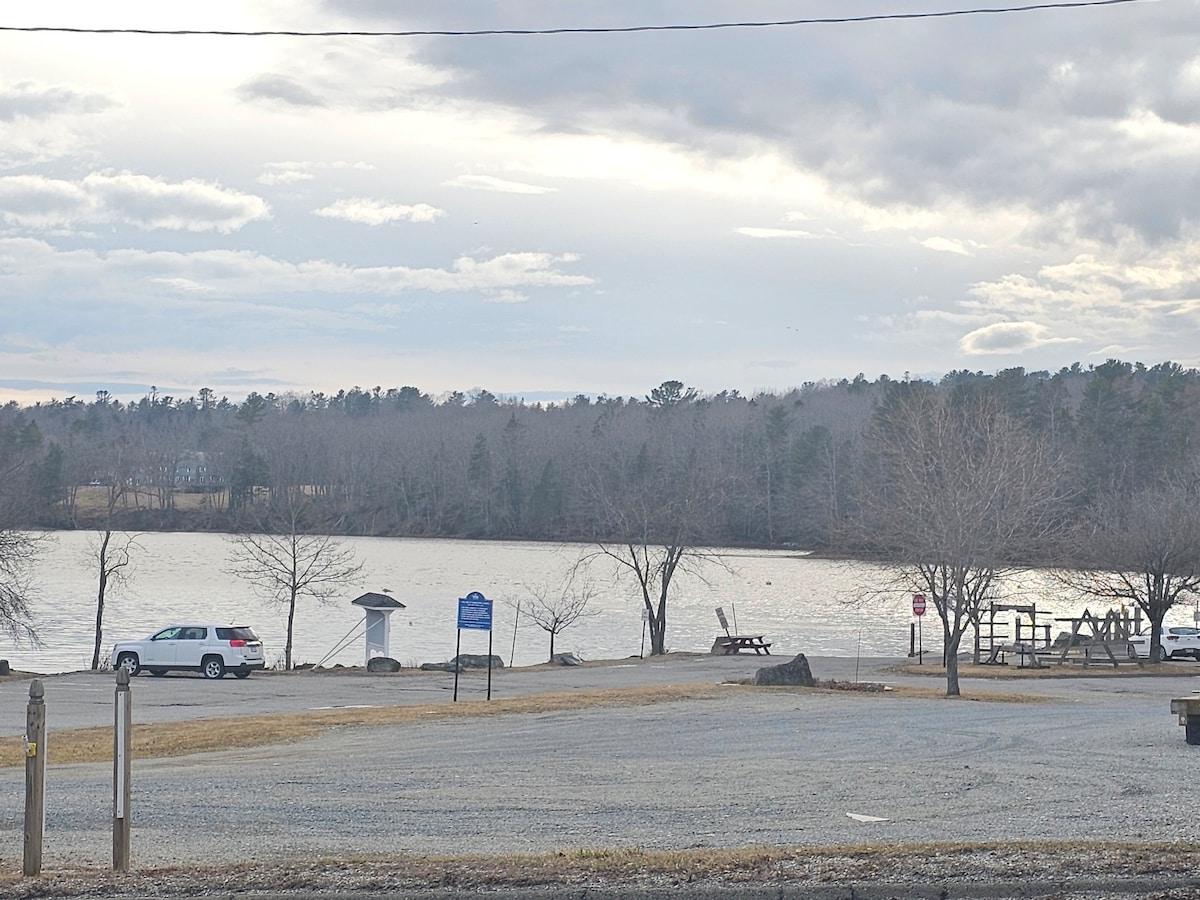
[420, 654, 505, 672]
[752, 653, 815, 687]
[366, 656, 401, 673]
[0, 659, 9, 676]
[552, 652, 584, 666]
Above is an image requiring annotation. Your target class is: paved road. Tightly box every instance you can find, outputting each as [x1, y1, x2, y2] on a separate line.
[4, 653, 1200, 888]
[4, 652, 1200, 736]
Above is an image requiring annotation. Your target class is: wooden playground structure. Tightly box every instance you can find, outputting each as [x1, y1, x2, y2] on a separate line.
[981, 603, 1143, 668]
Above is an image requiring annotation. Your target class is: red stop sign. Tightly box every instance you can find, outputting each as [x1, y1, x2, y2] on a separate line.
[913, 593, 927, 616]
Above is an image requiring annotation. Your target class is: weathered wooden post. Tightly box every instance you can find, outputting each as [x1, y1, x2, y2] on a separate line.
[23, 679, 46, 877]
[113, 668, 132, 872]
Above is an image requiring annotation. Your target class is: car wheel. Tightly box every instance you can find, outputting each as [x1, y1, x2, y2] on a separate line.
[116, 653, 141, 677]
[148, 668, 167, 677]
[1154, 645, 1170, 662]
[201, 656, 226, 679]
[234, 669, 251, 679]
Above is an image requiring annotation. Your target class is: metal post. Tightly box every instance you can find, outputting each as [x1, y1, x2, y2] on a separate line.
[487, 629, 493, 701]
[113, 668, 132, 872]
[453, 628, 462, 702]
[23, 679, 46, 877]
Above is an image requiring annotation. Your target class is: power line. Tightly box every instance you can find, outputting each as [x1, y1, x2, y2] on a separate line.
[0, 0, 1155, 38]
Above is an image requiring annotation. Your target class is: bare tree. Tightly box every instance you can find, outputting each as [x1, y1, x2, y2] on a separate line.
[88, 530, 141, 669]
[508, 569, 599, 662]
[1055, 477, 1200, 662]
[0, 530, 42, 647]
[581, 398, 729, 656]
[226, 496, 362, 669]
[848, 387, 1067, 696]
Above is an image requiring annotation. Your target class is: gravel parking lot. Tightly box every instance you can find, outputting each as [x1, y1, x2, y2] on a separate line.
[4, 654, 1200, 897]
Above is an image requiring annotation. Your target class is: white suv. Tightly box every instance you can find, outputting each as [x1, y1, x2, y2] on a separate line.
[111, 624, 266, 679]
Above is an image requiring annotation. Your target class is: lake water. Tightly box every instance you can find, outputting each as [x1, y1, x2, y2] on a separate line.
[0, 531, 1152, 674]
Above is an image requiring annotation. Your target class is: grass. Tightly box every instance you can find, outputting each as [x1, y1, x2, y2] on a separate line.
[0, 677, 1040, 769]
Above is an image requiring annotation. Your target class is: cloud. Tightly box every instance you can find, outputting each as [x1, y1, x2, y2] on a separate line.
[0, 239, 595, 297]
[314, 198, 445, 225]
[484, 289, 529, 304]
[958, 321, 1080, 355]
[0, 79, 118, 122]
[259, 160, 376, 186]
[444, 174, 555, 194]
[921, 237, 974, 256]
[0, 173, 270, 232]
[237, 74, 326, 108]
[735, 226, 815, 239]
[259, 169, 314, 186]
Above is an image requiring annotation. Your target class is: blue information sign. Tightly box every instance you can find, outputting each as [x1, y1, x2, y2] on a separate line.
[457, 592, 493, 631]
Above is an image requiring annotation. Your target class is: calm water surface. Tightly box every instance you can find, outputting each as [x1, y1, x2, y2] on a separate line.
[0, 531, 1134, 673]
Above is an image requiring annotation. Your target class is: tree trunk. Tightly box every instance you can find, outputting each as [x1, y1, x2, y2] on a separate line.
[285, 591, 297, 670]
[91, 531, 111, 670]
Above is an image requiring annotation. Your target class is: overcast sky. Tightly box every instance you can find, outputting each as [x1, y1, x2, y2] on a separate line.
[1, 0, 1197, 406]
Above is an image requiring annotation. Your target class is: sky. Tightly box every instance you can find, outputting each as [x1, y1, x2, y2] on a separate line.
[1, 0, 1198, 407]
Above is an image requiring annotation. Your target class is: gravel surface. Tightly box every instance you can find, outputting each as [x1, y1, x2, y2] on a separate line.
[4, 655, 1200, 897]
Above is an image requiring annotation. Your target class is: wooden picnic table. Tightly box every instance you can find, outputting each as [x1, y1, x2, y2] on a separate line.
[715, 635, 772, 655]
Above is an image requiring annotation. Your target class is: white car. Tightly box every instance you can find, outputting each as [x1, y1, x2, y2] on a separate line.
[111, 623, 266, 679]
[1129, 625, 1200, 662]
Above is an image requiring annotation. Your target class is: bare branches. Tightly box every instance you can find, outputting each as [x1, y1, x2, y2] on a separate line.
[86, 530, 142, 669]
[226, 494, 362, 668]
[848, 388, 1068, 694]
[507, 568, 600, 662]
[0, 529, 46, 646]
[1054, 477, 1200, 659]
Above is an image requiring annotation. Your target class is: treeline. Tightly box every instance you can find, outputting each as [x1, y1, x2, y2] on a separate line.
[1, 359, 1198, 550]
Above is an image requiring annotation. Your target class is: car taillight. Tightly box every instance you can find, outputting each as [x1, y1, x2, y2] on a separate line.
[1167, 635, 1179, 641]
[229, 639, 247, 647]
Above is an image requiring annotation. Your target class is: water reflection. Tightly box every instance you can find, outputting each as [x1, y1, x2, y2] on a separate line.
[0, 531, 1151, 674]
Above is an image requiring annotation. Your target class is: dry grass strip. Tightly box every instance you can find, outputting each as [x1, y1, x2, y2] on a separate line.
[0, 679, 1037, 770]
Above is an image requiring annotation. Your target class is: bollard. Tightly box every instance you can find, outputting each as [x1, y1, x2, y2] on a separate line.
[113, 668, 132, 872]
[1170, 696, 1200, 745]
[23, 679, 46, 877]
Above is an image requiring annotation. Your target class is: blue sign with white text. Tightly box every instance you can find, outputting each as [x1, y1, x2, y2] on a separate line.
[457, 592, 493, 631]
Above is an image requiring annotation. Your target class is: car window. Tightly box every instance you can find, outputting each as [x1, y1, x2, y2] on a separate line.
[216, 626, 259, 641]
[151, 627, 183, 641]
[181, 627, 207, 640]
[1168, 627, 1200, 636]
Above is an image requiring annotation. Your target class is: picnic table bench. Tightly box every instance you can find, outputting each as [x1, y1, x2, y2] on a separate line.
[713, 635, 772, 655]
[711, 607, 772, 655]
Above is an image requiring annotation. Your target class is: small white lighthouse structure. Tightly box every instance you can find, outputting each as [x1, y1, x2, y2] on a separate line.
[352, 592, 406, 666]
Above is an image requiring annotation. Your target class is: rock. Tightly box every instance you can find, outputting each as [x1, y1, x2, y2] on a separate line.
[552, 652, 584, 666]
[752, 653, 815, 687]
[420, 654, 505, 672]
[0, 659, 9, 676]
[366, 656, 401, 673]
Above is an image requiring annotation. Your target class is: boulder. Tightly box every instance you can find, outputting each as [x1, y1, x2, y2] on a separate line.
[752, 653, 815, 687]
[366, 656, 401, 673]
[420, 654, 505, 672]
[0, 659, 9, 676]
[551, 652, 584, 666]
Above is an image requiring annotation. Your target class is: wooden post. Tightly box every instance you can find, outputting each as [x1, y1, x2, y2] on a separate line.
[23, 679, 46, 877]
[113, 668, 132, 872]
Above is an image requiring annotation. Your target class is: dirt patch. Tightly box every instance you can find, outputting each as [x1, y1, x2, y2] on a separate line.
[3, 841, 1200, 898]
[889, 660, 1176, 679]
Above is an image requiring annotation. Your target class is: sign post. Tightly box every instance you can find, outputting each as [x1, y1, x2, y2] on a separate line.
[23, 679, 45, 877]
[912, 593, 927, 666]
[455, 591, 494, 701]
[113, 668, 132, 872]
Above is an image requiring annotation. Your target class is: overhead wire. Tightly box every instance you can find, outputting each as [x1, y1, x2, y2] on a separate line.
[0, 0, 1156, 38]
